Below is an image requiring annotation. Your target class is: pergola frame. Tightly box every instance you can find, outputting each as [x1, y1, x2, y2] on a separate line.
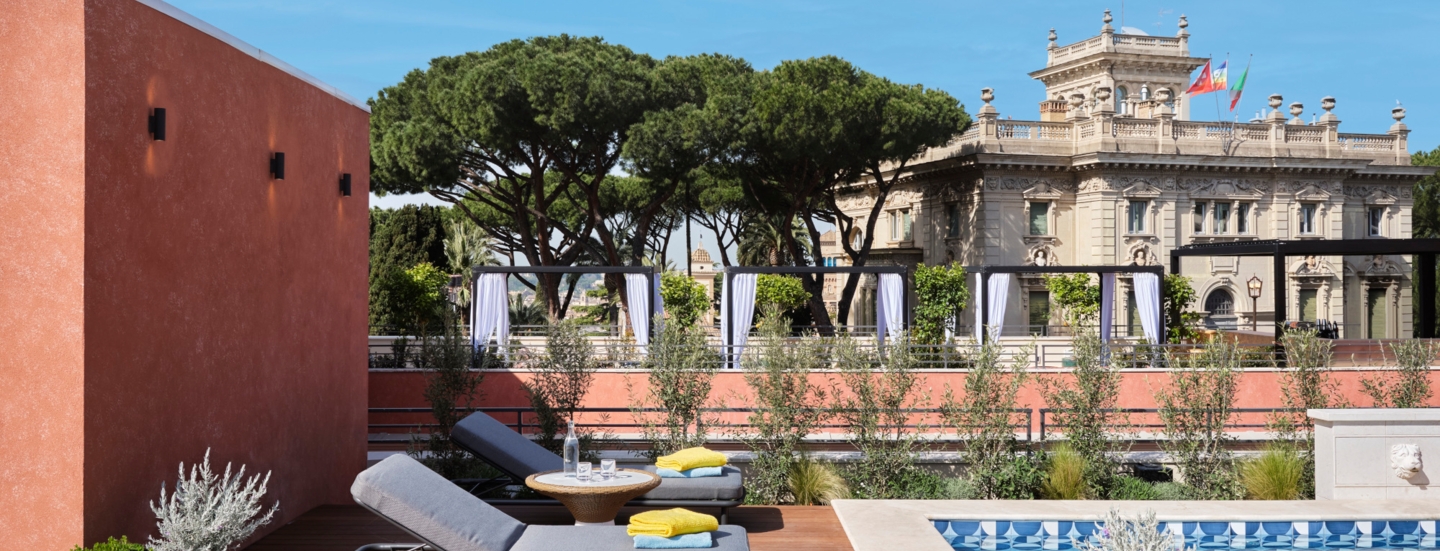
[470, 265, 660, 337]
[720, 265, 910, 354]
[968, 265, 1166, 344]
[1167, 239, 1440, 339]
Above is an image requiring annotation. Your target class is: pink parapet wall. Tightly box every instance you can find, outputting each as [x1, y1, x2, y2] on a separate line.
[1, 0, 371, 548]
[371, 367, 1440, 437]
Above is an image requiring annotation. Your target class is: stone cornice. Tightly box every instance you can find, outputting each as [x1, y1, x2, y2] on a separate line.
[1029, 52, 1208, 83]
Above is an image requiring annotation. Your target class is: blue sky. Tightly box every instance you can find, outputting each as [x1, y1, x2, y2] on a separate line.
[166, 0, 1440, 263]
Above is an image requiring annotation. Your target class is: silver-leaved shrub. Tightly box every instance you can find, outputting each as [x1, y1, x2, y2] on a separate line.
[1078, 509, 1177, 551]
[149, 449, 279, 551]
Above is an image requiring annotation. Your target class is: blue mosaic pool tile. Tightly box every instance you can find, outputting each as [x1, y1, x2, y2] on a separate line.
[937, 519, 1440, 551]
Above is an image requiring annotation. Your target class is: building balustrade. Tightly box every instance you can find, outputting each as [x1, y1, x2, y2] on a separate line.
[932, 106, 1410, 166]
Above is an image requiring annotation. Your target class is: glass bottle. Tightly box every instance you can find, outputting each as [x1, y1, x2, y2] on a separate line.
[563, 419, 579, 478]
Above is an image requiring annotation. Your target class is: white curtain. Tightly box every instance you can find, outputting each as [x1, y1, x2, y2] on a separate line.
[986, 273, 1012, 341]
[471, 273, 510, 357]
[1133, 273, 1162, 344]
[1099, 273, 1116, 342]
[876, 273, 905, 345]
[625, 273, 652, 351]
[720, 273, 757, 369]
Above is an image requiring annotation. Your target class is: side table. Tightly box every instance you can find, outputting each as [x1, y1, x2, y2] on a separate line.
[524, 468, 661, 525]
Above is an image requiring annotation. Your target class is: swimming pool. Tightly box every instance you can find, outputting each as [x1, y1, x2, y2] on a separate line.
[932, 520, 1440, 550]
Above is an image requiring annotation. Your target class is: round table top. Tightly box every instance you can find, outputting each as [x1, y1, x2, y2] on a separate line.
[525, 468, 660, 496]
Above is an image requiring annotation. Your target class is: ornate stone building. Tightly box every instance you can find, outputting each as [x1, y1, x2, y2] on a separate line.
[834, 11, 1437, 338]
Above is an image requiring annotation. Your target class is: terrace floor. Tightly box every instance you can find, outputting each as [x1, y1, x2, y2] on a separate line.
[247, 504, 853, 551]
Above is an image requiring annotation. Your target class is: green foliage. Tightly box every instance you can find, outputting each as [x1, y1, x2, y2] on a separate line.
[940, 476, 981, 499]
[633, 317, 720, 458]
[1413, 146, 1440, 239]
[443, 219, 496, 312]
[71, 537, 149, 551]
[1044, 273, 1100, 326]
[913, 263, 970, 345]
[754, 274, 811, 310]
[941, 341, 1041, 499]
[1040, 444, 1087, 500]
[1272, 329, 1345, 499]
[1151, 482, 1193, 500]
[524, 321, 599, 454]
[1157, 337, 1243, 500]
[1240, 445, 1305, 500]
[788, 458, 850, 505]
[370, 206, 450, 330]
[374, 262, 452, 336]
[1037, 329, 1123, 497]
[1163, 274, 1203, 343]
[830, 332, 930, 499]
[660, 272, 711, 329]
[739, 305, 829, 505]
[370, 36, 714, 317]
[738, 216, 812, 267]
[1363, 340, 1438, 408]
[1106, 476, 1160, 500]
[409, 313, 495, 480]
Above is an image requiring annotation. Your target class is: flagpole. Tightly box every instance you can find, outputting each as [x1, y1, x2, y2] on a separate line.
[1213, 53, 1228, 122]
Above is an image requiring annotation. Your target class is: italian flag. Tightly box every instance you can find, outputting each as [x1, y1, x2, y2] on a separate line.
[1229, 61, 1249, 112]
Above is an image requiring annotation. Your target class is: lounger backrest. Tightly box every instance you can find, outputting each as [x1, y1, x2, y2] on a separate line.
[352, 454, 526, 551]
[451, 412, 562, 479]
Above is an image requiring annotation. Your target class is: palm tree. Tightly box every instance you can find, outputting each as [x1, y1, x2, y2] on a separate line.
[737, 216, 812, 266]
[445, 220, 498, 312]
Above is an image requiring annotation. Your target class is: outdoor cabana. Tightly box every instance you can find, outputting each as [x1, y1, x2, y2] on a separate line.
[969, 265, 1166, 344]
[719, 265, 909, 368]
[469, 265, 662, 354]
[1168, 239, 1440, 339]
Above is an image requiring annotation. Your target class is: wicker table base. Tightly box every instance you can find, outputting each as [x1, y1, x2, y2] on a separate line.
[524, 468, 661, 525]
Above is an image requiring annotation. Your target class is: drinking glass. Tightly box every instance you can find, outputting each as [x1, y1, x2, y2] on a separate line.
[576, 461, 593, 482]
[600, 459, 616, 480]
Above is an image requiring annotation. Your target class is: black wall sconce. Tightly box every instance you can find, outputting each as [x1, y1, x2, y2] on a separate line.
[269, 152, 285, 180]
[339, 173, 352, 197]
[148, 108, 166, 141]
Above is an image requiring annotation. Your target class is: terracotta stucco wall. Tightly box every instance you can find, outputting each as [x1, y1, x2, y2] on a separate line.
[77, 0, 369, 545]
[0, 1, 88, 549]
[371, 368, 1440, 437]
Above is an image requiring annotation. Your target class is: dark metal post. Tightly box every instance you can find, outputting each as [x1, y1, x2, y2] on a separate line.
[724, 271, 733, 369]
[647, 267, 656, 344]
[1273, 247, 1287, 342]
[685, 180, 693, 279]
[1420, 253, 1437, 338]
[979, 269, 989, 344]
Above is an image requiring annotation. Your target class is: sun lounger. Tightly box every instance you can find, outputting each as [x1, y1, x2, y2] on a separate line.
[449, 411, 744, 522]
[352, 454, 750, 551]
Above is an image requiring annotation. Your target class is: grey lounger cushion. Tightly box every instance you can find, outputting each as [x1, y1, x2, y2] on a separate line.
[510, 526, 749, 551]
[450, 412, 742, 502]
[451, 412, 562, 478]
[631, 465, 745, 501]
[352, 454, 526, 551]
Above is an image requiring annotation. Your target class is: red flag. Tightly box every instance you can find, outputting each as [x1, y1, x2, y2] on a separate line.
[1187, 60, 1213, 95]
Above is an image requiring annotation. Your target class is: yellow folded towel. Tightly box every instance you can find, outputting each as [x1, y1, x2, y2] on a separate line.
[626, 508, 720, 538]
[655, 447, 727, 472]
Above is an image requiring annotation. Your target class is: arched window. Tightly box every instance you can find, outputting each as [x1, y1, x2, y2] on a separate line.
[1115, 86, 1128, 114]
[1205, 289, 1235, 316]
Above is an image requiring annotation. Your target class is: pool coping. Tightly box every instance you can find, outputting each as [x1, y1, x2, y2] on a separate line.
[830, 500, 1440, 551]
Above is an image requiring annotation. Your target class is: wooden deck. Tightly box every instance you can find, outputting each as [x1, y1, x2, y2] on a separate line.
[247, 504, 853, 551]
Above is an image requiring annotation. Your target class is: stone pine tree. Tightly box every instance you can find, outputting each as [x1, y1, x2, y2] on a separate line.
[370, 36, 737, 319]
[710, 56, 970, 330]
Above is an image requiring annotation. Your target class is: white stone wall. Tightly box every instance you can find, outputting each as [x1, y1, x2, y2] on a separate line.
[1312, 409, 1440, 500]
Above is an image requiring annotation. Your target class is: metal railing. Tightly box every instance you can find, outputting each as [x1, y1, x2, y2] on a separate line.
[1038, 407, 1301, 441]
[367, 334, 1289, 371]
[371, 406, 1033, 442]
